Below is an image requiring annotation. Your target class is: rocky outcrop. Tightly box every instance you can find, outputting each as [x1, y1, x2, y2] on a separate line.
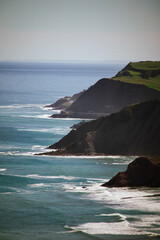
[102, 156, 160, 187]
[46, 90, 85, 110]
[47, 99, 160, 156]
[70, 120, 87, 130]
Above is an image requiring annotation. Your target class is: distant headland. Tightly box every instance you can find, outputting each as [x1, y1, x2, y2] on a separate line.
[47, 61, 160, 119]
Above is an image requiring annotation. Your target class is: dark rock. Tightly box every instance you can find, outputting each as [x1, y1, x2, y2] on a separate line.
[102, 156, 160, 187]
[48, 99, 160, 156]
[45, 90, 85, 110]
[48, 61, 160, 119]
[70, 120, 87, 130]
[51, 110, 103, 119]
[67, 78, 160, 115]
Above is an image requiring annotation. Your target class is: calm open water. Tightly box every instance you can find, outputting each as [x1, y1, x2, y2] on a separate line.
[0, 62, 159, 240]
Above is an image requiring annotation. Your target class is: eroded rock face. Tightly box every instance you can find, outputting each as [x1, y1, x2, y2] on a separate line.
[46, 91, 85, 110]
[102, 157, 160, 187]
[49, 99, 160, 156]
[67, 78, 160, 115]
[50, 78, 160, 119]
[48, 61, 160, 119]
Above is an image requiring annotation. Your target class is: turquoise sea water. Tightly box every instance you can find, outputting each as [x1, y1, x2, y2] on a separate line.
[0, 62, 160, 240]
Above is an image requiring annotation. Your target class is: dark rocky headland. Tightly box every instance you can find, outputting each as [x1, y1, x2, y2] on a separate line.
[42, 61, 160, 187]
[46, 99, 160, 156]
[49, 61, 160, 119]
[102, 156, 160, 187]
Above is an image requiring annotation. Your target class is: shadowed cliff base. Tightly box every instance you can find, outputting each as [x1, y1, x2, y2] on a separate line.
[44, 99, 160, 156]
[102, 156, 160, 187]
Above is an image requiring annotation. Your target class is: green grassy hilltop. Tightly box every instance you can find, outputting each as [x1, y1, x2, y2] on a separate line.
[113, 61, 160, 91]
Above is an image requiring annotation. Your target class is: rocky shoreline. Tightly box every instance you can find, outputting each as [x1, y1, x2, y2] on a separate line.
[41, 61, 160, 188]
[102, 156, 160, 187]
[46, 99, 160, 156]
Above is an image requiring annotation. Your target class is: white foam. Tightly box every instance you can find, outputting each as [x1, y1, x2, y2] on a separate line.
[19, 114, 51, 119]
[70, 221, 149, 236]
[1, 173, 78, 182]
[1, 192, 11, 195]
[0, 145, 27, 150]
[62, 182, 110, 195]
[0, 104, 44, 109]
[26, 174, 78, 180]
[103, 162, 131, 165]
[62, 180, 160, 214]
[51, 155, 111, 159]
[55, 118, 91, 121]
[94, 186, 160, 213]
[0, 168, 7, 171]
[105, 155, 125, 159]
[31, 145, 47, 150]
[28, 183, 49, 188]
[43, 107, 61, 113]
[0, 151, 21, 156]
[0, 151, 45, 156]
[17, 127, 69, 134]
[0, 144, 53, 156]
[96, 213, 129, 223]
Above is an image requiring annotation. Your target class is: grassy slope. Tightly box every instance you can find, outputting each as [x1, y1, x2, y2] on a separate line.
[112, 61, 160, 91]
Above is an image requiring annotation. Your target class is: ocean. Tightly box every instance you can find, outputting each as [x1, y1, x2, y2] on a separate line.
[0, 62, 159, 240]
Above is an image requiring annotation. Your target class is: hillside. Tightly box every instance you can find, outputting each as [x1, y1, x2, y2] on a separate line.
[47, 99, 160, 156]
[113, 61, 160, 91]
[45, 90, 85, 110]
[51, 61, 160, 119]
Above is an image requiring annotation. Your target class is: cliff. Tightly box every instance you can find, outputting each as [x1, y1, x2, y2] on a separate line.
[102, 156, 160, 187]
[46, 90, 85, 110]
[50, 61, 160, 119]
[114, 61, 160, 85]
[47, 99, 160, 156]
[66, 78, 160, 115]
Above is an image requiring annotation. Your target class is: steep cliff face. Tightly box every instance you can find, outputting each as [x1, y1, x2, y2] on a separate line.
[50, 61, 160, 119]
[102, 156, 160, 187]
[49, 99, 160, 156]
[46, 91, 85, 110]
[67, 78, 160, 115]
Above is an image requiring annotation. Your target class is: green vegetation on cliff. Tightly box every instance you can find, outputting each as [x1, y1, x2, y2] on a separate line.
[113, 61, 160, 91]
[50, 61, 160, 119]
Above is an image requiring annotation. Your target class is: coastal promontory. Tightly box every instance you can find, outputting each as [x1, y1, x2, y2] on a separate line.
[50, 61, 160, 119]
[102, 156, 160, 187]
[46, 99, 160, 156]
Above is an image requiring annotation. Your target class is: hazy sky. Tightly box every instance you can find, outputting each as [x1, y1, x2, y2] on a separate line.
[0, 0, 160, 62]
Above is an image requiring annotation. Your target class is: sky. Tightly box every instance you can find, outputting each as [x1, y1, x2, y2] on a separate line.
[0, 0, 160, 62]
